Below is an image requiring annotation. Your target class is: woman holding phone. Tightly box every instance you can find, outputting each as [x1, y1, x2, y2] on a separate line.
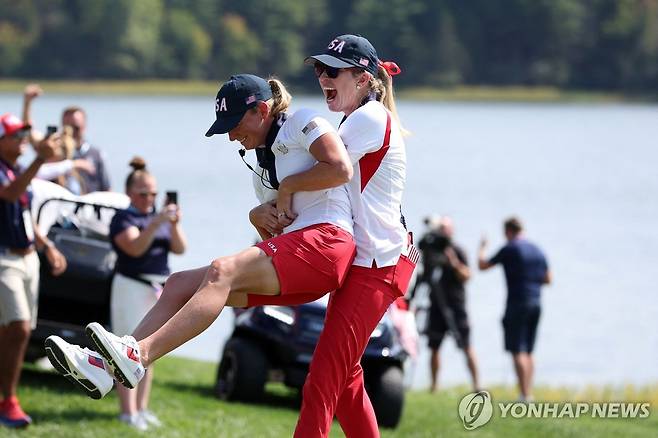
[108, 157, 186, 430]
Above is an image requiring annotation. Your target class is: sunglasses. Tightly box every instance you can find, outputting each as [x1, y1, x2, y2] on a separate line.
[314, 62, 345, 79]
[1, 130, 29, 140]
[137, 191, 158, 198]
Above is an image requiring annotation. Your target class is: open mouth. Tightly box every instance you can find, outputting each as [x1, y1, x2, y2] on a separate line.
[323, 87, 337, 102]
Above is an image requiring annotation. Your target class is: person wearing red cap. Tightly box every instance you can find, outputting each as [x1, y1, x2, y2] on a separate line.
[0, 113, 67, 428]
[294, 35, 417, 437]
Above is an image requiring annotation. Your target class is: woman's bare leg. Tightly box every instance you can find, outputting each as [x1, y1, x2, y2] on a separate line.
[139, 247, 279, 366]
[116, 383, 136, 416]
[131, 266, 208, 341]
[226, 292, 249, 308]
[136, 367, 154, 411]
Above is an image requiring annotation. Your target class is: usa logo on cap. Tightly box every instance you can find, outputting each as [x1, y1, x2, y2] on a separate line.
[359, 58, 369, 67]
[245, 95, 256, 105]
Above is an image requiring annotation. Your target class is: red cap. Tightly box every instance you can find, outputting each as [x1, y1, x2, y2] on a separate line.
[0, 113, 29, 137]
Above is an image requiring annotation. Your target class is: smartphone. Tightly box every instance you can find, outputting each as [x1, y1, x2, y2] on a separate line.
[165, 191, 178, 205]
[46, 125, 57, 137]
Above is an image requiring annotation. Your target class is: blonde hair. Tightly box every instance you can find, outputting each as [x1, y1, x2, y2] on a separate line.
[267, 78, 292, 118]
[368, 65, 408, 135]
[56, 125, 87, 192]
[60, 125, 76, 159]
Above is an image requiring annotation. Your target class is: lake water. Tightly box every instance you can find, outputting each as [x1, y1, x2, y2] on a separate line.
[2, 92, 657, 390]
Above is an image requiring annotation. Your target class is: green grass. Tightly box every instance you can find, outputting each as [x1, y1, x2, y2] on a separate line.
[1, 79, 656, 102]
[2, 356, 656, 437]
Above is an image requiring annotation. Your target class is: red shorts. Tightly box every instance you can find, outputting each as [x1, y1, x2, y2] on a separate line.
[247, 223, 356, 307]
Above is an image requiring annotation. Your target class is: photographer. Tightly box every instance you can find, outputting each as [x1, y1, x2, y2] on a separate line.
[1, 113, 67, 428]
[412, 216, 479, 393]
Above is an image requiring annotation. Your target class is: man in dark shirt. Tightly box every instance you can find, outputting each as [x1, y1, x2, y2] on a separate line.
[411, 217, 480, 392]
[62, 106, 111, 193]
[0, 113, 67, 428]
[479, 216, 551, 401]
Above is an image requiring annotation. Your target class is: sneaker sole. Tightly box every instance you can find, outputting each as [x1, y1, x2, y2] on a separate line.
[86, 323, 136, 389]
[0, 417, 31, 428]
[44, 337, 105, 400]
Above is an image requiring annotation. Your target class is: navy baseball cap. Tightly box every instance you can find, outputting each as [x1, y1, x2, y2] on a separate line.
[205, 74, 273, 137]
[305, 34, 379, 76]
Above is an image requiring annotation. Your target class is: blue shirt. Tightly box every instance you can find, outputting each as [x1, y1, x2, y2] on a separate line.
[490, 238, 548, 307]
[109, 207, 171, 277]
[0, 159, 34, 249]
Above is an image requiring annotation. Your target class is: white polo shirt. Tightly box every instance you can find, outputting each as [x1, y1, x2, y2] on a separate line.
[252, 109, 353, 235]
[339, 101, 407, 267]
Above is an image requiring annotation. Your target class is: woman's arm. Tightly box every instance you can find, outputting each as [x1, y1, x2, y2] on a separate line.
[113, 212, 169, 258]
[249, 200, 283, 240]
[36, 160, 74, 180]
[276, 131, 352, 220]
[22, 84, 41, 128]
[167, 206, 187, 254]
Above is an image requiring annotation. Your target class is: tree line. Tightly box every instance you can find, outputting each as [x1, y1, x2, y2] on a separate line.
[1, 0, 657, 92]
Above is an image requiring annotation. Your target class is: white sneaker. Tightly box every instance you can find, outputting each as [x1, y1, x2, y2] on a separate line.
[139, 409, 162, 428]
[44, 336, 114, 400]
[86, 322, 145, 389]
[119, 413, 148, 431]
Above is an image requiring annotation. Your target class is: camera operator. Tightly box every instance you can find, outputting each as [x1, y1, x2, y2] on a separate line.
[412, 216, 479, 393]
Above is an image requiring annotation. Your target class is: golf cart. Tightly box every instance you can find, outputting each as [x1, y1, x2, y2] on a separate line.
[215, 295, 409, 428]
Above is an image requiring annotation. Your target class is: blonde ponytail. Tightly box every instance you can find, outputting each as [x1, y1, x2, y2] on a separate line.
[369, 65, 409, 136]
[267, 78, 292, 118]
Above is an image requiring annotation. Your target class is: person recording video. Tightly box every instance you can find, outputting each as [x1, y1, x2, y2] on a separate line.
[409, 216, 479, 393]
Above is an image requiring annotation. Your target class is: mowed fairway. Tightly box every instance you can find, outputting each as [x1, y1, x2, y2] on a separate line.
[2, 356, 655, 437]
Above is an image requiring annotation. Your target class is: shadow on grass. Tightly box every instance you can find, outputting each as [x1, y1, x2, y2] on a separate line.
[19, 368, 115, 424]
[29, 406, 115, 423]
[21, 367, 93, 398]
[159, 380, 302, 411]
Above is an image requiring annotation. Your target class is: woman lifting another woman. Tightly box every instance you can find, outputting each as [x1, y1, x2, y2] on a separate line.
[45, 74, 357, 402]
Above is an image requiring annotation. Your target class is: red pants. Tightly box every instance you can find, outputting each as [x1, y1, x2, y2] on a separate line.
[294, 254, 416, 437]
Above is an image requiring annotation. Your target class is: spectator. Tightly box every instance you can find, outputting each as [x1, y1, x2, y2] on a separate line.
[108, 157, 186, 430]
[22, 85, 96, 194]
[0, 113, 67, 428]
[63, 106, 110, 193]
[478, 216, 551, 401]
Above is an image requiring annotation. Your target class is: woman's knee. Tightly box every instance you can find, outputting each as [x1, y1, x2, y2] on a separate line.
[207, 256, 237, 283]
[162, 270, 202, 303]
